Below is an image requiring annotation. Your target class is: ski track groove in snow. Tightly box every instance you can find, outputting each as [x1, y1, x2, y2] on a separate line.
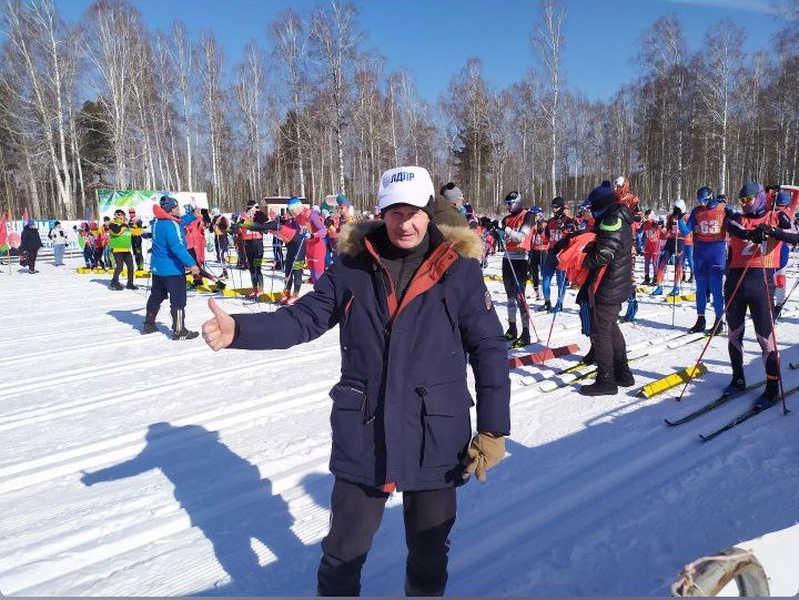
[0, 344, 337, 431]
[0, 375, 338, 495]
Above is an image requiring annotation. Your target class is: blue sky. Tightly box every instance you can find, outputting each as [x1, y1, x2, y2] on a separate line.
[56, 0, 790, 103]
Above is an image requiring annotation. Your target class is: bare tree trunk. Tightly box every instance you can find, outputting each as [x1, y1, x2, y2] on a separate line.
[311, 1, 363, 196]
[533, 0, 566, 198]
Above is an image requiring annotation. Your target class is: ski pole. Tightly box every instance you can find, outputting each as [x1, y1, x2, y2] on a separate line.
[775, 276, 799, 322]
[544, 273, 568, 351]
[503, 252, 540, 343]
[761, 263, 789, 414]
[674, 244, 759, 401]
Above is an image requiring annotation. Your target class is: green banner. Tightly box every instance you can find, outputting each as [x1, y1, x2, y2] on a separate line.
[96, 189, 158, 212]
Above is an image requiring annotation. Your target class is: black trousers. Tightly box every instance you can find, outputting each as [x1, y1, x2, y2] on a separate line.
[146, 274, 188, 312]
[111, 251, 135, 285]
[131, 237, 144, 270]
[589, 302, 627, 376]
[244, 239, 264, 289]
[725, 267, 778, 381]
[317, 478, 456, 597]
[527, 249, 546, 288]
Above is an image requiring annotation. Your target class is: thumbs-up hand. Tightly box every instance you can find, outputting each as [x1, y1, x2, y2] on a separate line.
[202, 297, 236, 351]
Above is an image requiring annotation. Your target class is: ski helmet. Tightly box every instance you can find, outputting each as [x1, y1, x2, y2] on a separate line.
[505, 191, 522, 213]
[776, 190, 791, 207]
[696, 186, 714, 204]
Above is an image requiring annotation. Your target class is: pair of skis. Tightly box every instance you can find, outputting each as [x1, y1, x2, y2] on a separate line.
[665, 378, 794, 441]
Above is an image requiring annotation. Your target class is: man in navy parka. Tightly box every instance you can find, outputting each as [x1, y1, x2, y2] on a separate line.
[201, 166, 511, 596]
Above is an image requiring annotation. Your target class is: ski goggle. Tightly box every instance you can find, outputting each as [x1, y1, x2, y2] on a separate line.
[740, 194, 756, 204]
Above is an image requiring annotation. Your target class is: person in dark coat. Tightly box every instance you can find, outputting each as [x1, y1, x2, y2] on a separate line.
[20, 219, 42, 274]
[577, 184, 635, 396]
[201, 165, 511, 596]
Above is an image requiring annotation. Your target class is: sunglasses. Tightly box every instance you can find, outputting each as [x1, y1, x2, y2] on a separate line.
[741, 195, 756, 203]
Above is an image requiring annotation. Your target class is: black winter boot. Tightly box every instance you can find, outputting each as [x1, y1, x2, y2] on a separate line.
[504, 322, 518, 341]
[687, 315, 706, 334]
[582, 345, 596, 365]
[142, 309, 159, 335]
[614, 362, 635, 387]
[171, 307, 199, 340]
[579, 369, 618, 396]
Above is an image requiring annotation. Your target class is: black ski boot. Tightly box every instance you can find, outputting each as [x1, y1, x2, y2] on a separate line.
[579, 369, 618, 397]
[504, 322, 518, 342]
[510, 329, 531, 349]
[711, 317, 725, 336]
[142, 310, 158, 335]
[109, 280, 124, 291]
[614, 362, 635, 387]
[754, 379, 779, 410]
[723, 375, 747, 396]
[539, 300, 552, 313]
[171, 307, 199, 340]
[687, 315, 706, 334]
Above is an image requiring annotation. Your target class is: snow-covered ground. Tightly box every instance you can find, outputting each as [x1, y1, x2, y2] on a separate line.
[1, 248, 799, 596]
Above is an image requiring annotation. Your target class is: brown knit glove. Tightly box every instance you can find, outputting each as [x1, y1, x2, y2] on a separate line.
[462, 432, 506, 482]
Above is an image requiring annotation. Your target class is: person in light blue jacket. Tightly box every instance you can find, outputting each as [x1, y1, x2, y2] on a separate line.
[143, 194, 200, 340]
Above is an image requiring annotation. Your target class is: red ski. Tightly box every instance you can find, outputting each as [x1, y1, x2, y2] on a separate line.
[508, 344, 580, 368]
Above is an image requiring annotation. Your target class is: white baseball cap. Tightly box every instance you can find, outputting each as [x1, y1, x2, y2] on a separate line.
[378, 166, 435, 215]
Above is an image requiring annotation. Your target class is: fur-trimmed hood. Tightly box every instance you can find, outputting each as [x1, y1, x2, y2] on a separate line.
[336, 219, 485, 261]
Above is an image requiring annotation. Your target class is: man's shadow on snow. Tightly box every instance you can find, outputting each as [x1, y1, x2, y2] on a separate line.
[107, 309, 147, 332]
[81, 422, 312, 593]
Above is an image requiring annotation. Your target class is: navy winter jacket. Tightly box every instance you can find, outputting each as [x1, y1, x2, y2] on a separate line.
[230, 221, 511, 491]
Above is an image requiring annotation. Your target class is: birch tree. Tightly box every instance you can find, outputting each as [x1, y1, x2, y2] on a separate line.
[639, 15, 689, 200]
[310, 0, 363, 197]
[0, 0, 75, 217]
[532, 0, 566, 199]
[272, 9, 309, 197]
[83, 0, 146, 190]
[695, 20, 744, 194]
[199, 30, 225, 201]
[232, 41, 269, 199]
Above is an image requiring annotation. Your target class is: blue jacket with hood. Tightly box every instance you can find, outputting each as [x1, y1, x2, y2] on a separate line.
[149, 204, 197, 276]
